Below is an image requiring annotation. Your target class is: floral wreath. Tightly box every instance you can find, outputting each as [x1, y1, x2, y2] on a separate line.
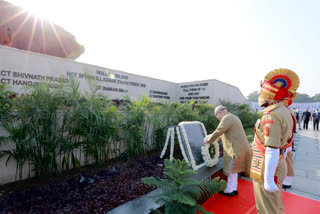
[177, 121, 220, 170]
[201, 134, 219, 167]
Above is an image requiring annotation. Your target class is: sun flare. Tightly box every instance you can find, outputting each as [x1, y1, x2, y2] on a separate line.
[6, 0, 56, 22]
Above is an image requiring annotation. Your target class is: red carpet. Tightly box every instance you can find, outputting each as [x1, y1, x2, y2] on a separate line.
[202, 174, 320, 214]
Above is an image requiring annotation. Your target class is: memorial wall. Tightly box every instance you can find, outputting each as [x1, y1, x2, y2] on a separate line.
[0, 45, 178, 103]
[178, 79, 247, 105]
[0, 45, 247, 105]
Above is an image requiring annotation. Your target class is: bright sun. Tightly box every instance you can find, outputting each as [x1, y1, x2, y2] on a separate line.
[7, 0, 56, 22]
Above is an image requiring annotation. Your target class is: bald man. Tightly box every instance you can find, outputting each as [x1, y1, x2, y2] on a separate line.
[204, 105, 251, 197]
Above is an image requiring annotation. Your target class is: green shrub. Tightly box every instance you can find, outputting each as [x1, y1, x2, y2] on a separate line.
[142, 158, 226, 214]
[0, 83, 15, 121]
[194, 102, 219, 134]
[172, 101, 200, 124]
[151, 101, 177, 151]
[245, 127, 255, 143]
[119, 95, 154, 157]
[1, 82, 63, 176]
[0, 76, 120, 177]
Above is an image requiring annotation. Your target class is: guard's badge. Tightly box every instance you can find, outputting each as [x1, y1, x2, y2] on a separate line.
[254, 159, 260, 167]
[263, 126, 269, 136]
[261, 119, 274, 126]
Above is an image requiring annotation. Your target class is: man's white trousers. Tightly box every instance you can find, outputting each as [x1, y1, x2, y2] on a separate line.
[225, 160, 238, 193]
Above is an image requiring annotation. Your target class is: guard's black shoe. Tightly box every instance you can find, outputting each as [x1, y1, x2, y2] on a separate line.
[233, 190, 238, 195]
[282, 184, 291, 189]
[219, 191, 234, 197]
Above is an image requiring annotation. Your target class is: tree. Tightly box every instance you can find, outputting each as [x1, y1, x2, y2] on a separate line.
[312, 93, 320, 102]
[295, 93, 312, 103]
[247, 91, 259, 102]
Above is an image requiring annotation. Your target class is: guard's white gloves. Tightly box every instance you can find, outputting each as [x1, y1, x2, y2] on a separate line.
[264, 147, 280, 193]
[203, 134, 212, 145]
[283, 146, 292, 159]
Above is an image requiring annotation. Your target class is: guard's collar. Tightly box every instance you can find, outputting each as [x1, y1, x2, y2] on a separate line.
[263, 102, 284, 113]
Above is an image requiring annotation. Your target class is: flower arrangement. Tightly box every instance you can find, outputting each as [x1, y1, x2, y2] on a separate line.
[201, 134, 219, 167]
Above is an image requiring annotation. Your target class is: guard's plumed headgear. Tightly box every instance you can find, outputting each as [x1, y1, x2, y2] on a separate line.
[259, 68, 300, 106]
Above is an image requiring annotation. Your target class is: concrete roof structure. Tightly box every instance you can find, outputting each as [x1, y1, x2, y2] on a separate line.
[0, 0, 84, 59]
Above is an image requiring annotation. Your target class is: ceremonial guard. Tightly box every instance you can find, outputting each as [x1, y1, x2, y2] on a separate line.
[250, 69, 299, 214]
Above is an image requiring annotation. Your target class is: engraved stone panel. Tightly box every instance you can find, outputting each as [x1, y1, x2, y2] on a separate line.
[178, 122, 207, 170]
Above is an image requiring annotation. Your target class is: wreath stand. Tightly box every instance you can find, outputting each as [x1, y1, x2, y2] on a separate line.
[160, 126, 190, 163]
[160, 126, 178, 161]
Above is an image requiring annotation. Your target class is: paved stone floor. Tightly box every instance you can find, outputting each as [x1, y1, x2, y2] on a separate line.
[284, 126, 320, 201]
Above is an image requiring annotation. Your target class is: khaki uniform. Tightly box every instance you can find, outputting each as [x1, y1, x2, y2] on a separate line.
[208, 112, 251, 176]
[286, 151, 294, 176]
[251, 103, 294, 214]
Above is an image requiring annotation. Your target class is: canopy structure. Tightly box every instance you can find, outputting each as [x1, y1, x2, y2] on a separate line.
[0, 0, 84, 59]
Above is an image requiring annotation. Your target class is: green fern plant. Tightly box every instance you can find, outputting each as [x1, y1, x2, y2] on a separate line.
[142, 158, 226, 214]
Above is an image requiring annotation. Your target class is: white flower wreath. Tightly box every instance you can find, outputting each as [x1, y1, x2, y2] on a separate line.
[201, 134, 219, 167]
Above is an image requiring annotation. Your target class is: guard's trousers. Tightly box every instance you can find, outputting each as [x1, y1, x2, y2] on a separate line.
[253, 180, 284, 214]
[253, 158, 287, 214]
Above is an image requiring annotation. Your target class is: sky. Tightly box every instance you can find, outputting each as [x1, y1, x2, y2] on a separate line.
[5, 0, 320, 97]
